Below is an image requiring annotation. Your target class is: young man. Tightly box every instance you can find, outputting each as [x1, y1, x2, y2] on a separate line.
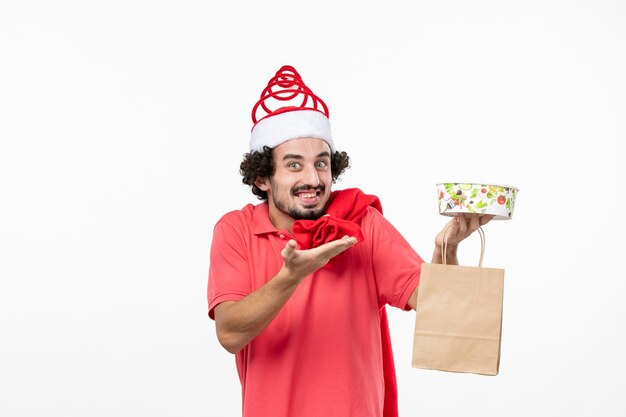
[207, 66, 492, 417]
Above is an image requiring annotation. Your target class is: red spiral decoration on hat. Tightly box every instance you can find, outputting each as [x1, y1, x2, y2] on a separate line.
[252, 65, 329, 124]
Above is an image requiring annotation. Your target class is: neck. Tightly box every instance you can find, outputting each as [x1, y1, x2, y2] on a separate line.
[267, 203, 296, 233]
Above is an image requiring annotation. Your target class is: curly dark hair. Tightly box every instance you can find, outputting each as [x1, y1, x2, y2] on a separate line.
[240, 145, 351, 200]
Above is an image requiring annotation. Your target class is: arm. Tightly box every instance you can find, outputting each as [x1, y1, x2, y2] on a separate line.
[407, 286, 419, 310]
[214, 236, 357, 354]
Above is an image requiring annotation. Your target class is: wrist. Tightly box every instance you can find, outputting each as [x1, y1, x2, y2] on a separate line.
[433, 243, 458, 263]
[445, 244, 458, 258]
[276, 265, 304, 289]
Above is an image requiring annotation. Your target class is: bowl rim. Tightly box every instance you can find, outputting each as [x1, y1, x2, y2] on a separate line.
[436, 182, 519, 191]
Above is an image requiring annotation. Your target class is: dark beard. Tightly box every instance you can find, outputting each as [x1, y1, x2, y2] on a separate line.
[288, 207, 325, 220]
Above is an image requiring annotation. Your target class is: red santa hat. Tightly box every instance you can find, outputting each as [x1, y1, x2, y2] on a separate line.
[250, 65, 335, 152]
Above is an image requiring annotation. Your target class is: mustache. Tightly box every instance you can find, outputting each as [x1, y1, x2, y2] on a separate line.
[291, 185, 326, 194]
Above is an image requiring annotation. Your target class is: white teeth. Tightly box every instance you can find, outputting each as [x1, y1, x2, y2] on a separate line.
[298, 193, 316, 198]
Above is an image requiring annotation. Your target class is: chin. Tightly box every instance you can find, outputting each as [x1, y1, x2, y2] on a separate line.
[289, 207, 325, 221]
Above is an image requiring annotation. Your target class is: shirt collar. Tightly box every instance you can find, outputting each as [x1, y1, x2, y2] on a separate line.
[252, 202, 278, 235]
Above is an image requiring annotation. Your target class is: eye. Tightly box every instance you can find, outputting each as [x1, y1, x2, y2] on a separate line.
[315, 161, 328, 169]
[288, 162, 301, 169]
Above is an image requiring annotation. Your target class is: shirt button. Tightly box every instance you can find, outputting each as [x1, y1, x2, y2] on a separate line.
[279, 234, 285, 239]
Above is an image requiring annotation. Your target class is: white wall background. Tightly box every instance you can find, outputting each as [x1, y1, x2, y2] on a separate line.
[1, 0, 624, 416]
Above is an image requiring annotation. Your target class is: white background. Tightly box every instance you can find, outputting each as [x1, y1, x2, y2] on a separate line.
[1, 0, 625, 416]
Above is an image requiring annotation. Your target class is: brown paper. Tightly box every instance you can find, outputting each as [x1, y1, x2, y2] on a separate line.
[412, 227, 504, 376]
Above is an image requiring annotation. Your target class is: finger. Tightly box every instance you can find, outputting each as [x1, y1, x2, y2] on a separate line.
[336, 236, 358, 247]
[457, 214, 468, 235]
[450, 217, 461, 234]
[469, 214, 480, 232]
[479, 214, 495, 226]
[316, 236, 357, 257]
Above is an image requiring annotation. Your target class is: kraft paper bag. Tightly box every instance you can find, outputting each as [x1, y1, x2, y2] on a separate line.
[412, 227, 504, 376]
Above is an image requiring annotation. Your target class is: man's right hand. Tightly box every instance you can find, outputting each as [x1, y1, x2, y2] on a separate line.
[280, 236, 358, 282]
[214, 235, 357, 354]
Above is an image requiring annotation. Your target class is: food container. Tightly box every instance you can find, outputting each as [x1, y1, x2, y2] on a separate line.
[437, 183, 519, 220]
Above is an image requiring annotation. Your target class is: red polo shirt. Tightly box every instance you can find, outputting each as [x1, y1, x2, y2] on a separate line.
[208, 203, 423, 417]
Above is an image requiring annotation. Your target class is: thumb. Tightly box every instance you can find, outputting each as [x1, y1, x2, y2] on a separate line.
[281, 239, 298, 259]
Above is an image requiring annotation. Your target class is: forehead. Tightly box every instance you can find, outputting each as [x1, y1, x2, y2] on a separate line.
[273, 138, 331, 159]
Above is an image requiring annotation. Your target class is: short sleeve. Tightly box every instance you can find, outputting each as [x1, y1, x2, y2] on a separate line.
[207, 216, 252, 319]
[366, 208, 424, 310]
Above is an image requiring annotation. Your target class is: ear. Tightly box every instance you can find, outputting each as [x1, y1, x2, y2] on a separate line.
[255, 176, 270, 192]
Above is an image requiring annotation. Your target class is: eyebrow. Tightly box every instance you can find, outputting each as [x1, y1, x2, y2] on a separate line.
[282, 151, 330, 161]
[282, 154, 303, 161]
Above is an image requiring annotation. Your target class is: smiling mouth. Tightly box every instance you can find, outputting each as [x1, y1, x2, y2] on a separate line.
[293, 188, 323, 206]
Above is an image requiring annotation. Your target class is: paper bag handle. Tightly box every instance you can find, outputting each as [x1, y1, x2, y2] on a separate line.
[443, 224, 485, 267]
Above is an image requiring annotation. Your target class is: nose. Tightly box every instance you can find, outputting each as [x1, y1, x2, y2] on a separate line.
[302, 165, 320, 188]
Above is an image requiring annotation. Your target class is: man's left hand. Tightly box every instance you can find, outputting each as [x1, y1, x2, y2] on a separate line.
[432, 213, 494, 265]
